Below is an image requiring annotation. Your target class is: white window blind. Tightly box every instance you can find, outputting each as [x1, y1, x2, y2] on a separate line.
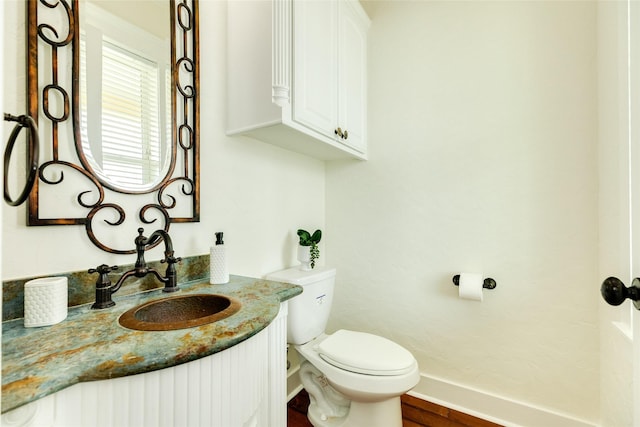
[101, 41, 161, 187]
[80, 37, 89, 154]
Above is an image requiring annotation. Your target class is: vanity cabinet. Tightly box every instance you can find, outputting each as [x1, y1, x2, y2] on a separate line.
[227, 0, 370, 160]
[2, 304, 289, 427]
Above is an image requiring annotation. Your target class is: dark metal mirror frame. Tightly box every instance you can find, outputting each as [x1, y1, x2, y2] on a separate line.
[27, 0, 200, 254]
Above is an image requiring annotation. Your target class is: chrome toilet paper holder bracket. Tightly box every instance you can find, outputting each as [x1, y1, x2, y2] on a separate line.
[452, 274, 497, 289]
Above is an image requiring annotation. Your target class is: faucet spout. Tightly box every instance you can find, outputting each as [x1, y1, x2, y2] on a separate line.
[147, 229, 174, 253]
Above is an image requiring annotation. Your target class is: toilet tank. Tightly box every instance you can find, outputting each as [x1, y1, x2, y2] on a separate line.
[266, 266, 336, 344]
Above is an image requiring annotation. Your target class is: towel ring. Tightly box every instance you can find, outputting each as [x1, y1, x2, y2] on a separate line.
[3, 113, 39, 206]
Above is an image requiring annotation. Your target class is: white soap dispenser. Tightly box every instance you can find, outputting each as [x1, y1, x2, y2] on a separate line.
[210, 232, 229, 284]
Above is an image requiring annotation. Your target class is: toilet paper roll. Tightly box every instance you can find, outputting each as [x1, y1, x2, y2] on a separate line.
[458, 272, 484, 301]
[24, 277, 68, 327]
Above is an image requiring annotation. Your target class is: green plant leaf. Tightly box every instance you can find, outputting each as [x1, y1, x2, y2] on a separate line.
[311, 229, 322, 244]
[297, 229, 312, 246]
[310, 243, 320, 268]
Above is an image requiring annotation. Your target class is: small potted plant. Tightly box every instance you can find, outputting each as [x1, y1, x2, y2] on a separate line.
[297, 229, 322, 270]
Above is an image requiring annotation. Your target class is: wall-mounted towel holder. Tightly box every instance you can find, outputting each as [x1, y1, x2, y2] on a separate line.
[3, 113, 39, 206]
[452, 274, 497, 289]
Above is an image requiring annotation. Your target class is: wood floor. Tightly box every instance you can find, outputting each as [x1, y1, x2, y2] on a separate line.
[287, 389, 503, 427]
[287, 389, 314, 427]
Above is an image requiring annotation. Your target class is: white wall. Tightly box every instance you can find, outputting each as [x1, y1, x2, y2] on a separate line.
[2, 0, 325, 280]
[326, 0, 599, 423]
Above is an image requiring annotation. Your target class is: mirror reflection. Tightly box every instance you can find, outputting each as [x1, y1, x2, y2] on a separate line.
[79, 0, 171, 191]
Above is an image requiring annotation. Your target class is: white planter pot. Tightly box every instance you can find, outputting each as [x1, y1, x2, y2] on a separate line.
[297, 245, 312, 271]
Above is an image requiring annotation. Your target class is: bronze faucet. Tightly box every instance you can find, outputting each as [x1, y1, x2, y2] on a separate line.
[89, 228, 182, 309]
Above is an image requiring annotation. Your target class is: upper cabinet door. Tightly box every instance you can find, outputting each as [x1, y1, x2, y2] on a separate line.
[226, 0, 370, 160]
[292, 0, 338, 138]
[338, 0, 369, 153]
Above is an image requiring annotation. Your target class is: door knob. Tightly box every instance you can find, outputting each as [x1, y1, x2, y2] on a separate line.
[601, 276, 640, 310]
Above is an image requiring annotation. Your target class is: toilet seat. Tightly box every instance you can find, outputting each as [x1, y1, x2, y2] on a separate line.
[316, 329, 416, 376]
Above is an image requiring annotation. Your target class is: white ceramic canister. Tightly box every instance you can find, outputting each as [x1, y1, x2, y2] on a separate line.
[24, 277, 68, 327]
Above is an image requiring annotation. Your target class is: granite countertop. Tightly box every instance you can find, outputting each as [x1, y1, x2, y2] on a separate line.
[1, 275, 302, 414]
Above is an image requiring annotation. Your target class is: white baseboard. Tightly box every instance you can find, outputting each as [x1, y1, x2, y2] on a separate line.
[285, 360, 596, 427]
[288, 384, 304, 402]
[410, 374, 597, 427]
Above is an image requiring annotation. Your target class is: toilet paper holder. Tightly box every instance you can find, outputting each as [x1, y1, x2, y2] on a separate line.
[452, 274, 497, 289]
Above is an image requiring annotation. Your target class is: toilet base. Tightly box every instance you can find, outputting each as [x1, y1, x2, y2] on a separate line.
[301, 361, 403, 427]
[308, 397, 402, 427]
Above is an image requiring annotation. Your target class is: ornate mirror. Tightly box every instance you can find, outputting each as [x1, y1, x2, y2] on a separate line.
[27, 0, 199, 254]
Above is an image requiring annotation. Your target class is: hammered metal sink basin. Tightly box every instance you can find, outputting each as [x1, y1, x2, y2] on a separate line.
[119, 294, 241, 331]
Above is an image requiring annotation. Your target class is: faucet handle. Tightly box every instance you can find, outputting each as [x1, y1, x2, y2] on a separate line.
[89, 264, 119, 310]
[88, 264, 118, 275]
[161, 256, 182, 265]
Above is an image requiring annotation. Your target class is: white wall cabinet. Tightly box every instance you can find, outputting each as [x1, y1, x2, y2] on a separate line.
[2, 304, 289, 427]
[227, 0, 370, 160]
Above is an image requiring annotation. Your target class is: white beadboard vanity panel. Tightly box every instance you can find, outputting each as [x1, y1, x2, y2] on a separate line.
[2, 303, 289, 427]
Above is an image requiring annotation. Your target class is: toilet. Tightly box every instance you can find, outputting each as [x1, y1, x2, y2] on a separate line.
[267, 266, 420, 427]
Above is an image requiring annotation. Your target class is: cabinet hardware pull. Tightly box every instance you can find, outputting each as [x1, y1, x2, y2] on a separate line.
[343, 130, 348, 140]
[334, 127, 343, 138]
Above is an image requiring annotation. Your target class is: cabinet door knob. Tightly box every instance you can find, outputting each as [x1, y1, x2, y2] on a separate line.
[343, 129, 348, 140]
[334, 127, 344, 138]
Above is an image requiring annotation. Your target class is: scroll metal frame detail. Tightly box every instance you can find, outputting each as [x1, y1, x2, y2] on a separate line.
[27, 0, 200, 254]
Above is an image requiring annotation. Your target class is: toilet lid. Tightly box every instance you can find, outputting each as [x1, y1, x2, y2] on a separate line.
[317, 330, 416, 376]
